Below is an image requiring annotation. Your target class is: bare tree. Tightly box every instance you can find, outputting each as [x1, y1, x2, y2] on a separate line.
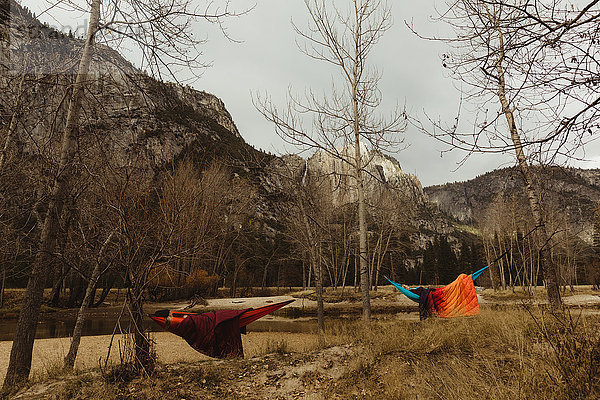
[471, 0, 600, 157]
[266, 156, 327, 332]
[592, 204, 600, 290]
[3, 1, 102, 388]
[368, 186, 413, 290]
[0, 72, 25, 172]
[410, 0, 600, 308]
[3, 0, 248, 388]
[63, 230, 115, 370]
[257, 0, 406, 322]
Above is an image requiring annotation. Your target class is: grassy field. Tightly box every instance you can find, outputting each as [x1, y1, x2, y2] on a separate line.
[8, 306, 600, 399]
[478, 285, 599, 303]
[322, 308, 600, 399]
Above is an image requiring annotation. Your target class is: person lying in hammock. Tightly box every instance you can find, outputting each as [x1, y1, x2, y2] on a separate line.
[388, 266, 488, 320]
[150, 300, 293, 358]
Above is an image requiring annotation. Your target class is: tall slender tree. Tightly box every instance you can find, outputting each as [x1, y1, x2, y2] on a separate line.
[2, 0, 247, 389]
[410, 0, 600, 308]
[3, 1, 102, 387]
[258, 0, 406, 322]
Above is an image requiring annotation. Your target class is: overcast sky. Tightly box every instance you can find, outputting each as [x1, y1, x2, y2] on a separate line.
[21, 0, 600, 187]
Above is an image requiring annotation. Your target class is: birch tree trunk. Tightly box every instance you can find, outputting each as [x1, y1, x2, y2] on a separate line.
[354, 142, 371, 321]
[2, 0, 101, 388]
[64, 231, 114, 369]
[495, 29, 561, 309]
[353, 43, 372, 321]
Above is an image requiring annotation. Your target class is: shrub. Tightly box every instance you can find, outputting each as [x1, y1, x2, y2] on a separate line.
[147, 267, 219, 301]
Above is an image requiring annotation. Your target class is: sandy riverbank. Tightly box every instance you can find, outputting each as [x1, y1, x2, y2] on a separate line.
[0, 331, 320, 382]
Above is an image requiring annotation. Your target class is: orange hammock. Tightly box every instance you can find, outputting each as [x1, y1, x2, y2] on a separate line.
[387, 266, 487, 319]
[424, 273, 480, 318]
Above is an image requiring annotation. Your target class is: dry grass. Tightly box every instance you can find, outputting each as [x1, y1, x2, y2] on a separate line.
[7, 304, 599, 399]
[45, 363, 228, 400]
[258, 338, 290, 355]
[322, 308, 600, 399]
[479, 285, 599, 303]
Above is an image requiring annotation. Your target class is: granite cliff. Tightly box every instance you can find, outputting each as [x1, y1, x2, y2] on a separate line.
[424, 166, 600, 243]
[1, 0, 258, 175]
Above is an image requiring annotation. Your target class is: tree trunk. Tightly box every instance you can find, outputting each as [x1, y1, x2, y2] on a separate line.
[67, 273, 85, 308]
[92, 279, 114, 308]
[375, 231, 392, 291]
[353, 115, 371, 322]
[354, 251, 358, 292]
[302, 260, 306, 290]
[262, 263, 269, 290]
[49, 265, 69, 307]
[483, 239, 498, 290]
[497, 234, 507, 290]
[0, 74, 25, 172]
[297, 190, 324, 333]
[311, 248, 324, 333]
[495, 29, 561, 309]
[128, 288, 153, 374]
[341, 251, 350, 296]
[230, 269, 238, 298]
[1, 261, 5, 308]
[2, 0, 101, 389]
[64, 232, 114, 369]
[351, 3, 372, 320]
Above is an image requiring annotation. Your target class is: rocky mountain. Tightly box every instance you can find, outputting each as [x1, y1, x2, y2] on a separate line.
[12, 0, 597, 266]
[1, 0, 268, 174]
[261, 146, 468, 258]
[424, 166, 600, 243]
[306, 144, 426, 207]
[0, 1, 481, 263]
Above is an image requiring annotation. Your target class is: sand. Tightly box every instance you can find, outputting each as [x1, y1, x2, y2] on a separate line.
[0, 331, 320, 382]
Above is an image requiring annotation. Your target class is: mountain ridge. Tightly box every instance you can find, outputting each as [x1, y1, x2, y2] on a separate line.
[424, 166, 600, 243]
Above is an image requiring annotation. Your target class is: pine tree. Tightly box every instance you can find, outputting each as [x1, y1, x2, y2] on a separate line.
[422, 242, 438, 285]
[437, 237, 458, 284]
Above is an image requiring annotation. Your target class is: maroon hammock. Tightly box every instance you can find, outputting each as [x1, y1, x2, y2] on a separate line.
[149, 300, 294, 358]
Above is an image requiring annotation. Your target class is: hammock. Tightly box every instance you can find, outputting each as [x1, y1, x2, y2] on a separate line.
[149, 300, 294, 358]
[387, 266, 488, 319]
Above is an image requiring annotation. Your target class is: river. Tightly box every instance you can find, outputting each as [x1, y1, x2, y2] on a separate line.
[0, 306, 321, 341]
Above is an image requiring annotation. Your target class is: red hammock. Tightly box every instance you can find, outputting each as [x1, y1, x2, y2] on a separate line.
[149, 300, 294, 358]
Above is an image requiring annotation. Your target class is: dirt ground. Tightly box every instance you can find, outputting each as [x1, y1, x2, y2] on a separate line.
[11, 343, 355, 400]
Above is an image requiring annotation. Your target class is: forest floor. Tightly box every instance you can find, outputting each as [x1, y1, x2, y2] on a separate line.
[1, 286, 599, 399]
